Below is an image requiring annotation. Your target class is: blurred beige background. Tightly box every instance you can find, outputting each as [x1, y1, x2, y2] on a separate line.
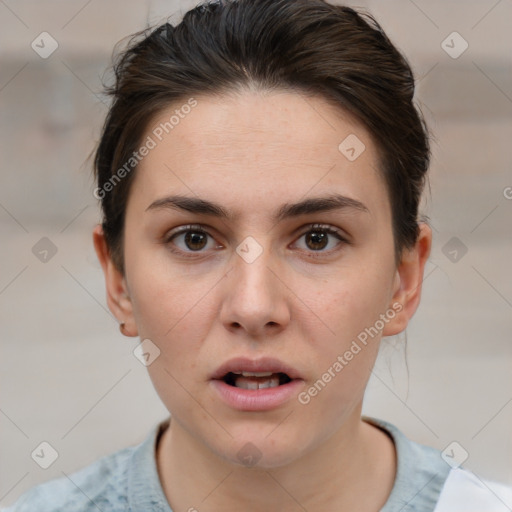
[1, 0, 511, 507]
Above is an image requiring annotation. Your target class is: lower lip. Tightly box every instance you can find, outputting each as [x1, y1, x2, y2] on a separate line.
[210, 379, 304, 411]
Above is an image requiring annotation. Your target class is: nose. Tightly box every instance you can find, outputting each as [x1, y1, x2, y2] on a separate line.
[219, 242, 291, 338]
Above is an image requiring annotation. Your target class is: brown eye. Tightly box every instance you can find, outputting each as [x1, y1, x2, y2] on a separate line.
[294, 224, 349, 257]
[166, 224, 220, 256]
[183, 231, 208, 251]
[304, 230, 329, 251]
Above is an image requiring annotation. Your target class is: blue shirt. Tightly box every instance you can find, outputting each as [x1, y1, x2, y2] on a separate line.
[3, 415, 512, 511]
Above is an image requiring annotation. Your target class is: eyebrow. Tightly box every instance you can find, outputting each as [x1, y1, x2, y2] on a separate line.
[145, 193, 369, 222]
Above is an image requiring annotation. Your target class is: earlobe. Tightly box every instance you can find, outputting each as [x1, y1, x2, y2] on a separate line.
[92, 224, 138, 337]
[382, 223, 432, 337]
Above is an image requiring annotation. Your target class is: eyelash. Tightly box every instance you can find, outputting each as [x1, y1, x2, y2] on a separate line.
[164, 223, 350, 260]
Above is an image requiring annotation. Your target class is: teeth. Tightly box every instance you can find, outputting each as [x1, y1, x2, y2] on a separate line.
[257, 377, 280, 389]
[234, 376, 280, 389]
[241, 371, 273, 377]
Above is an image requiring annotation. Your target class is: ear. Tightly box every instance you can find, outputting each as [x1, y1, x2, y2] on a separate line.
[92, 224, 138, 337]
[382, 223, 432, 336]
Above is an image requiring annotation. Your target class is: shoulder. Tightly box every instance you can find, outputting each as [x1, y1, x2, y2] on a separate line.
[1, 444, 136, 512]
[362, 416, 512, 512]
[434, 467, 512, 512]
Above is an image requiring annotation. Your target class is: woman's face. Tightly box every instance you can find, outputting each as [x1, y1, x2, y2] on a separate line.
[97, 89, 425, 467]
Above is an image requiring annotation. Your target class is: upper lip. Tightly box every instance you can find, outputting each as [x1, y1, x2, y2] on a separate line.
[211, 357, 303, 380]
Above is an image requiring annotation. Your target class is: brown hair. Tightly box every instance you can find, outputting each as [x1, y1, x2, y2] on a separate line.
[93, 0, 431, 274]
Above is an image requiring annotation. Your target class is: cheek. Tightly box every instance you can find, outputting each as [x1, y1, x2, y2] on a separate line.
[126, 235, 221, 339]
[304, 255, 394, 401]
[294, 341, 379, 446]
[299, 278, 386, 421]
[314, 264, 394, 345]
[137, 290, 213, 423]
[126, 256, 219, 413]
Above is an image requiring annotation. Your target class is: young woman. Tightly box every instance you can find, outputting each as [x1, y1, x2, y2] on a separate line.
[5, 0, 512, 510]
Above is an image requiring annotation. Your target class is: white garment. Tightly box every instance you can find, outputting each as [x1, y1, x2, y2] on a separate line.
[434, 468, 512, 511]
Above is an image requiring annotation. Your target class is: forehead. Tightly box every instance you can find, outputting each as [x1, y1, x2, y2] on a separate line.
[129, 90, 389, 221]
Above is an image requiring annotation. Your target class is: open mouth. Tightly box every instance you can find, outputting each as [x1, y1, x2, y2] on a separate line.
[222, 371, 293, 390]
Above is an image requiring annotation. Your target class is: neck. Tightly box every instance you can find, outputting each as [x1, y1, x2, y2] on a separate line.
[156, 408, 396, 511]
